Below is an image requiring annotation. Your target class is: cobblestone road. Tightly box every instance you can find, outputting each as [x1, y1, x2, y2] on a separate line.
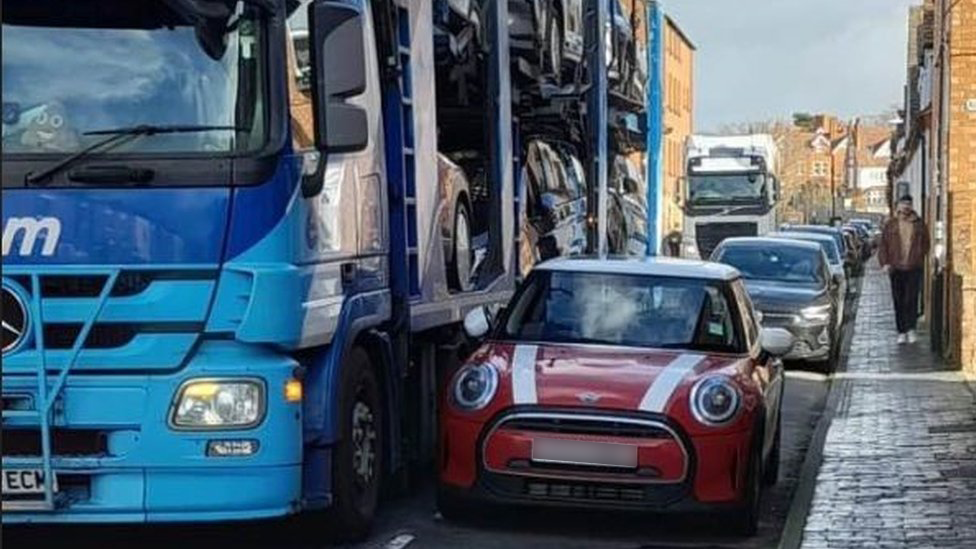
[800, 265, 976, 548]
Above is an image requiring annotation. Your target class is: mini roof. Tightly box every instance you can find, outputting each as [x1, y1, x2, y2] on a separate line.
[535, 256, 740, 281]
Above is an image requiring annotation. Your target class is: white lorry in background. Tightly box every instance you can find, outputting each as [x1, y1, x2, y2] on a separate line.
[679, 134, 780, 260]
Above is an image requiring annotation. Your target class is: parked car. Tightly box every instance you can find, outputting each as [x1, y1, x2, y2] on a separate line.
[769, 231, 848, 327]
[439, 257, 793, 536]
[781, 224, 852, 278]
[521, 139, 588, 265]
[711, 238, 841, 372]
[509, 0, 585, 84]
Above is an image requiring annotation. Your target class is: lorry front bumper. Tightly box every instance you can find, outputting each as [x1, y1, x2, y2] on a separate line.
[1, 341, 303, 523]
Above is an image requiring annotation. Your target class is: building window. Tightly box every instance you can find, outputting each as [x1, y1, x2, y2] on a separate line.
[811, 161, 828, 177]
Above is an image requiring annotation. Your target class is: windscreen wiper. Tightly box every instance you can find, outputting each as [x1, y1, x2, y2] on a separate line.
[25, 124, 237, 185]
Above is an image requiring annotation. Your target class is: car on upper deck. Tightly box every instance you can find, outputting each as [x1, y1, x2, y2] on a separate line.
[437, 256, 794, 535]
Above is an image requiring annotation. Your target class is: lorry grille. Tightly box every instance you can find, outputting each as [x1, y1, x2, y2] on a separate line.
[695, 222, 758, 259]
[3, 269, 215, 373]
[2, 429, 109, 457]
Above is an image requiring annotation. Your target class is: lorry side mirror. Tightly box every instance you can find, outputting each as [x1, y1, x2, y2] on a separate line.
[309, 1, 368, 154]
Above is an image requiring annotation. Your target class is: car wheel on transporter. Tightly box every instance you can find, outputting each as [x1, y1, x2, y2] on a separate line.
[762, 411, 782, 486]
[329, 347, 384, 541]
[730, 433, 763, 537]
[542, 10, 563, 86]
[448, 201, 474, 292]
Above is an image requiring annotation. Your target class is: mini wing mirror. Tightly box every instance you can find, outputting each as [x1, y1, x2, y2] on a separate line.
[760, 328, 794, 358]
[463, 306, 492, 339]
[309, 1, 369, 153]
[754, 310, 764, 324]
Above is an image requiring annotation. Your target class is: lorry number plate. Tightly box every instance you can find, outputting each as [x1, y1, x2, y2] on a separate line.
[1, 469, 57, 495]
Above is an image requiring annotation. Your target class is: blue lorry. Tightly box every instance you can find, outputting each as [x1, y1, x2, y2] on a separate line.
[1, 0, 661, 538]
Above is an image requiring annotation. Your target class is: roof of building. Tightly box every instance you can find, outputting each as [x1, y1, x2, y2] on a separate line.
[536, 256, 738, 281]
[664, 15, 697, 51]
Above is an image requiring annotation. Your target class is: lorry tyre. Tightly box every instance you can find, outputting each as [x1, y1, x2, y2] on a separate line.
[448, 201, 474, 292]
[330, 347, 384, 541]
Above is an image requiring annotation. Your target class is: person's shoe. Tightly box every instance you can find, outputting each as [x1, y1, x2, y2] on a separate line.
[907, 330, 918, 344]
[897, 333, 907, 344]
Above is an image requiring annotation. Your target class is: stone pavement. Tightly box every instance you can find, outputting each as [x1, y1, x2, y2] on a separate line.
[800, 264, 976, 548]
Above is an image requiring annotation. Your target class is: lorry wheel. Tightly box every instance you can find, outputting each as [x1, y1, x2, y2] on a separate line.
[448, 202, 474, 292]
[329, 347, 384, 541]
[542, 11, 563, 85]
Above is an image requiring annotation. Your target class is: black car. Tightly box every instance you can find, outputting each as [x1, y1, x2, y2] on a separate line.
[520, 139, 588, 271]
[607, 153, 648, 255]
[711, 237, 840, 372]
[781, 224, 853, 278]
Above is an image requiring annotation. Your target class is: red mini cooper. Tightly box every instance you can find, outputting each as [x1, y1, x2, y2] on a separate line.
[438, 257, 794, 535]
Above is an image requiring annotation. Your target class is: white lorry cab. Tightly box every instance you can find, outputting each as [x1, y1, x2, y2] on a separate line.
[678, 134, 781, 260]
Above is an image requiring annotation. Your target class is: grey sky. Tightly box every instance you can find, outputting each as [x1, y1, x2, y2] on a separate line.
[664, 0, 917, 131]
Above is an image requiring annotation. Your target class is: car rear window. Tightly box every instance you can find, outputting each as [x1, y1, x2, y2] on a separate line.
[714, 245, 826, 285]
[499, 270, 744, 353]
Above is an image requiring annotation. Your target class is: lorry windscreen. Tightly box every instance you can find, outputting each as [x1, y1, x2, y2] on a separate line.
[688, 173, 767, 204]
[1, 0, 267, 160]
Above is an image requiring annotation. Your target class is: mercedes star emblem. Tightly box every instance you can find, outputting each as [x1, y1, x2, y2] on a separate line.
[2, 282, 29, 355]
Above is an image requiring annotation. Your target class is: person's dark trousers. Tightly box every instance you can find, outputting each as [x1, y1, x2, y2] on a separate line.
[890, 268, 922, 333]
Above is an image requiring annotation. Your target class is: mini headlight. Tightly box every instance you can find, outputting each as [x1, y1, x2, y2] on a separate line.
[452, 364, 498, 411]
[171, 379, 265, 429]
[800, 304, 832, 323]
[690, 376, 741, 426]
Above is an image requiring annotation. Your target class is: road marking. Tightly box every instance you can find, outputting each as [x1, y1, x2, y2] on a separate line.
[383, 533, 415, 549]
[512, 345, 539, 404]
[638, 354, 704, 413]
[786, 371, 829, 382]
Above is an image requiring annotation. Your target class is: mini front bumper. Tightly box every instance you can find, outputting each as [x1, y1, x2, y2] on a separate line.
[440, 410, 755, 512]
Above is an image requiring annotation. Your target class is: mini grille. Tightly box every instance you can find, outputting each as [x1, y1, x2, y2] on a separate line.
[525, 481, 646, 502]
[501, 416, 671, 439]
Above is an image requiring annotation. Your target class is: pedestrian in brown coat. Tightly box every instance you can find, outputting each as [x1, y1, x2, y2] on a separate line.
[877, 195, 930, 344]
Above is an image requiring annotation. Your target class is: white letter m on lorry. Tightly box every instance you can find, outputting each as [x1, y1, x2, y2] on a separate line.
[2, 217, 62, 257]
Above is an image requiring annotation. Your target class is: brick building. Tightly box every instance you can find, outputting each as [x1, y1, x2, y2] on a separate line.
[661, 16, 695, 243]
[775, 115, 891, 223]
[892, 0, 976, 373]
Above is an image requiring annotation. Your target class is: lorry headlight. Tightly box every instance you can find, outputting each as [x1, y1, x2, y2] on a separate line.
[800, 304, 831, 323]
[171, 379, 265, 429]
[690, 376, 741, 426]
[452, 364, 498, 411]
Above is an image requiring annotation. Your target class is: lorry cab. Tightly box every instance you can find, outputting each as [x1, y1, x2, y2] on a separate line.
[679, 135, 780, 260]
